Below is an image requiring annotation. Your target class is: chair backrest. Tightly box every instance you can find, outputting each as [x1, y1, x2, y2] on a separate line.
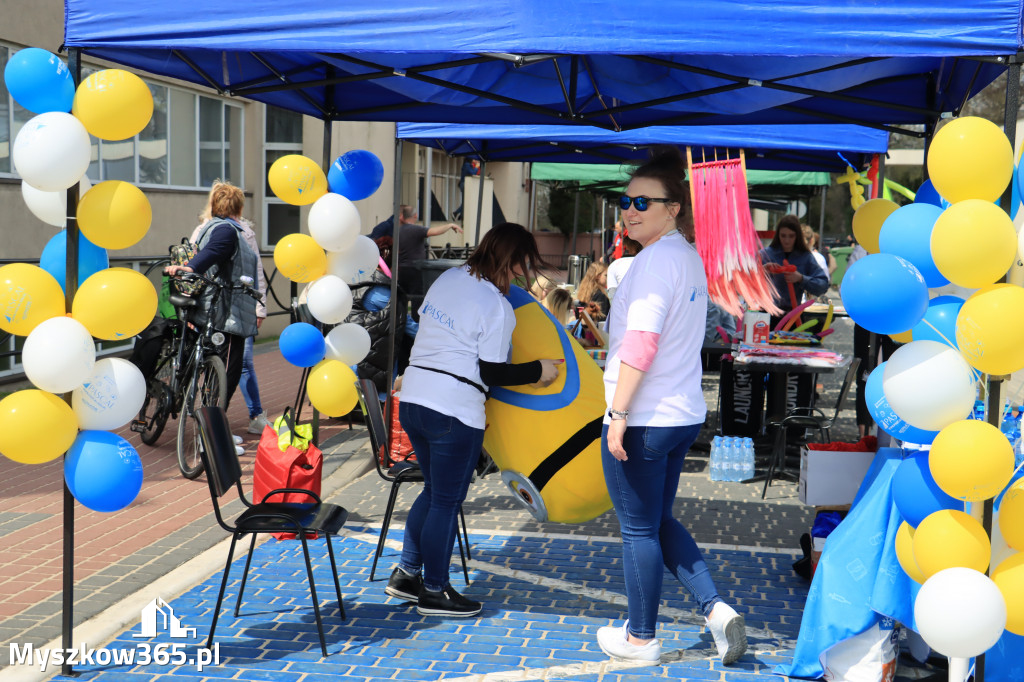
[196, 406, 243, 498]
[354, 378, 391, 477]
[830, 357, 862, 422]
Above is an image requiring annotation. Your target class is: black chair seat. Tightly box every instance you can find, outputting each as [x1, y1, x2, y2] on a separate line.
[236, 502, 349, 535]
[388, 460, 423, 479]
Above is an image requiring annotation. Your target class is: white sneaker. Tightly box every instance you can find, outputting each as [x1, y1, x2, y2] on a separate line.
[232, 434, 243, 445]
[596, 621, 660, 664]
[248, 412, 272, 435]
[234, 444, 245, 456]
[706, 602, 747, 664]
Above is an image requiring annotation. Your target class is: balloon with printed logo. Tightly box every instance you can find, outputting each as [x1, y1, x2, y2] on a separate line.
[878, 203, 948, 288]
[892, 451, 963, 527]
[0, 390, 77, 464]
[865, 363, 938, 445]
[851, 198, 899, 254]
[39, 229, 109, 293]
[955, 284, 1024, 376]
[268, 154, 328, 206]
[927, 116, 1013, 203]
[1000, 480, 1024, 551]
[325, 235, 380, 285]
[914, 179, 948, 209]
[992, 553, 1024, 635]
[895, 521, 927, 584]
[305, 274, 353, 325]
[0, 263, 65, 337]
[72, 358, 147, 431]
[72, 69, 153, 141]
[21, 175, 92, 228]
[914, 567, 1007, 658]
[273, 233, 327, 283]
[931, 199, 1016, 288]
[308, 192, 361, 252]
[22, 316, 96, 394]
[12, 112, 92, 192]
[324, 323, 372, 365]
[911, 295, 964, 348]
[929, 420, 1014, 502]
[840, 253, 928, 334]
[882, 340, 976, 432]
[3, 47, 74, 114]
[327, 150, 385, 202]
[76, 181, 152, 250]
[72, 267, 157, 341]
[279, 322, 325, 368]
[64, 430, 143, 512]
[306, 359, 358, 417]
[914, 509, 991, 579]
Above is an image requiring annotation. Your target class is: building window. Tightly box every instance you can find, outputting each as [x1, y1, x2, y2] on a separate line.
[0, 45, 35, 177]
[263, 105, 304, 247]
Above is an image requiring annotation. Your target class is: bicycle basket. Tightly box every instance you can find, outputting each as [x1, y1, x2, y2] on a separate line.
[168, 238, 203, 296]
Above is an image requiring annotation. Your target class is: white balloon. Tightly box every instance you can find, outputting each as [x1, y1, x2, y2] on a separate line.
[13, 112, 92, 192]
[72, 357, 146, 430]
[21, 175, 92, 227]
[914, 567, 1006, 658]
[308, 193, 361, 252]
[325, 323, 372, 365]
[305, 275, 353, 325]
[326, 235, 380, 285]
[882, 340, 976, 431]
[22, 316, 96, 393]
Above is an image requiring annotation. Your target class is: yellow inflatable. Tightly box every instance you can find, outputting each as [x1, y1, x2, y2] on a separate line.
[484, 285, 610, 523]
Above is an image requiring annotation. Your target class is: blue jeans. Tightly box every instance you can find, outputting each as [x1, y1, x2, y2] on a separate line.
[398, 401, 482, 592]
[602, 423, 722, 640]
[239, 336, 262, 419]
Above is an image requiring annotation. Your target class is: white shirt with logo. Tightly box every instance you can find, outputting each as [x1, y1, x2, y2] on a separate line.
[603, 231, 708, 427]
[401, 265, 515, 429]
[606, 255, 634, 291]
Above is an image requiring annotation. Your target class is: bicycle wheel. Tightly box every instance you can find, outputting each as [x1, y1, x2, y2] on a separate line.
[176, 354, 228, 479]
[138, 379, 172, 445]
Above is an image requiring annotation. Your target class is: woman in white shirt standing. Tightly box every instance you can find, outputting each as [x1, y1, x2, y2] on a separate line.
[385, 223, 561, 617]
[597, 150, 747, 665]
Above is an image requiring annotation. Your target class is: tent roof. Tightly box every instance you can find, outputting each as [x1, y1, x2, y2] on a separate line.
[395, 122, 888, 172]
[529, 163, 830, 188]
[63, 0, 1021, 132]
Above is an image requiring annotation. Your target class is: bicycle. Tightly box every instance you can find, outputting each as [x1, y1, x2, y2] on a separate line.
[131, 271, 261, 479]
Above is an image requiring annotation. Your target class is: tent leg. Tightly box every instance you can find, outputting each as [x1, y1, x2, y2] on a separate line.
[385, 139, 404, 426]
[474, 160, 487, 245]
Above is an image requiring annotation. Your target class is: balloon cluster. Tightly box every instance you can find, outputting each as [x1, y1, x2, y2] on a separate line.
[0, 48, 157, 513]
[843, 116, 1024, 659]
[269, 150, 384, 416]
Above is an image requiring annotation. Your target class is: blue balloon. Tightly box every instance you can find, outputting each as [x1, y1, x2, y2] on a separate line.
[3, 48, 75, 114]
[64, 431, 143, 513]
[910, 295, 965, 348]
[877, 203, 949, 288]
[327, 150, 385, 202]
[914, 179, 948, 209]
[840, 253, 929, 335]
[280, 322, 325, 367]
[39, 230, 109, 293]
[891, 451, 963, 528]
[865, 362, 939, 445]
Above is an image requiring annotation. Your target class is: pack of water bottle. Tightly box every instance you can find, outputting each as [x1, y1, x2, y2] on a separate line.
[996, 401, 1024, 470]
[710, 436, 755, 482]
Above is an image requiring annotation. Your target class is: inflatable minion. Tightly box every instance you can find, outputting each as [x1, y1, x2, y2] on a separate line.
[484, 285, 610, 523]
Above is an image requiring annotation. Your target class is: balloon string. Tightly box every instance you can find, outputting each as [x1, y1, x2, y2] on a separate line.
[920, 318, 982, 384]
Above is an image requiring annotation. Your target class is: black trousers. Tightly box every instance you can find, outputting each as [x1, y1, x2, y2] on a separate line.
[852, 324, 897, 428]
[218, 332, 246, 411]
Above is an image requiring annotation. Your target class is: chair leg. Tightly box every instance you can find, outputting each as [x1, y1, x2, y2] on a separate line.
[459, 506, 471, 561]
[207, 533, 240, 651]
[234, 534, 258, 617]
[455, 522, 469, 585]
[370, 480, 403, 581]
[324, 533, 346, 621]
[762, 425, 787, 499]
[299, 533, 328, 657]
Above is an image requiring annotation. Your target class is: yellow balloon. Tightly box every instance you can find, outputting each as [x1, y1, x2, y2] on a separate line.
[929, 420, 1014, 501]
[76, 180, 152, 250]
[895, 521, 927, 584]
[72, 69, 154, 141]
[0, 389, 77, 464]
[927, 116, 1013, 203]
[0, 263, 65, 336]
[890, 330, 913, 344]
[274, 234, 327, 283]
[956, 283, 1024, 375]
[268, 155, 328, 206]
[992, 552, 1024, 635]
[851, 198, 898, 254]
[931, 200, 1016, 288]
[1000, 480, 1024, 551]
[306, 360, 358, 417]
[71, 267, 157, 340]
[913, 509, 991, 579]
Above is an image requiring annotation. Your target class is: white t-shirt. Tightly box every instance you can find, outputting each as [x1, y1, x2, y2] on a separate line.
[401, 265, 515, 429]
[603, 231, 708, 427]
[606, 256, 634, 291]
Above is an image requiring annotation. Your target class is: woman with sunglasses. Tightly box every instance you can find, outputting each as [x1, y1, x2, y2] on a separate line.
[385, 222, 562, 617]
[597, 148, 747, 665]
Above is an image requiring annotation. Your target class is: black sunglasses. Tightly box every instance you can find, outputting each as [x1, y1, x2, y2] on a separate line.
[618, 195, 671, 211]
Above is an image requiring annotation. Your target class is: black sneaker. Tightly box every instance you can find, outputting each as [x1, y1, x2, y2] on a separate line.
[417, 585, 482, 617]
[385, 567, 422, 602]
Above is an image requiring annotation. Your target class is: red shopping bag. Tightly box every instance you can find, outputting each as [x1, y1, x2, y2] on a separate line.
[253, 407, 323, 539]
[387, 391, 416, 465]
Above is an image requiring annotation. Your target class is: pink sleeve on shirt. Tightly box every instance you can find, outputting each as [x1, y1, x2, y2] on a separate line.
[618, 329, 661, 371]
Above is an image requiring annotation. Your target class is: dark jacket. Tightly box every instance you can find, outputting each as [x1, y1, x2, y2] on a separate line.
[344, 270, 408, 396]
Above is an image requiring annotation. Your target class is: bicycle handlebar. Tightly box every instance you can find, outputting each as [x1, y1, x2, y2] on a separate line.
[172, 271, 264, 303]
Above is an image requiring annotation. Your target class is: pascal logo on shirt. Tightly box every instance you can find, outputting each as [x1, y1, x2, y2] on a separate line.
[421, 300, 456, 329]
[689, 284, 708, 302]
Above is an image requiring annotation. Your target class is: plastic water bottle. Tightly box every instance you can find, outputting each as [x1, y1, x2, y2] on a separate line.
[971, 399, 986, 421]
[725, 437, 739, 482]
[1001, 403, 1017, 444]
[710, 436, 724, 481]
[739, 437, 755, 481]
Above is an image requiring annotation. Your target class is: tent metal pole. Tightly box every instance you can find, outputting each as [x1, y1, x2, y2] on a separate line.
[817, 186, 827, 240]
[571, 192, 580, 255]
[600, 200, 606, 263]
[527, 169, 537, 232]
[474, 160, 487, 245]
[423, 146, 433, 230]
[385, 138, 403, 428]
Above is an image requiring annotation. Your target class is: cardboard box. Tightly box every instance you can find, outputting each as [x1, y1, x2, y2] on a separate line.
[799, 447, 875, 506]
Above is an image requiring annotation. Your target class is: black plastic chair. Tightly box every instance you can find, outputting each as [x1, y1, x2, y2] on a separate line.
[762, 358, 861, 498]
[194, 406, 349, 657]
[354, 379, 470, 584]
